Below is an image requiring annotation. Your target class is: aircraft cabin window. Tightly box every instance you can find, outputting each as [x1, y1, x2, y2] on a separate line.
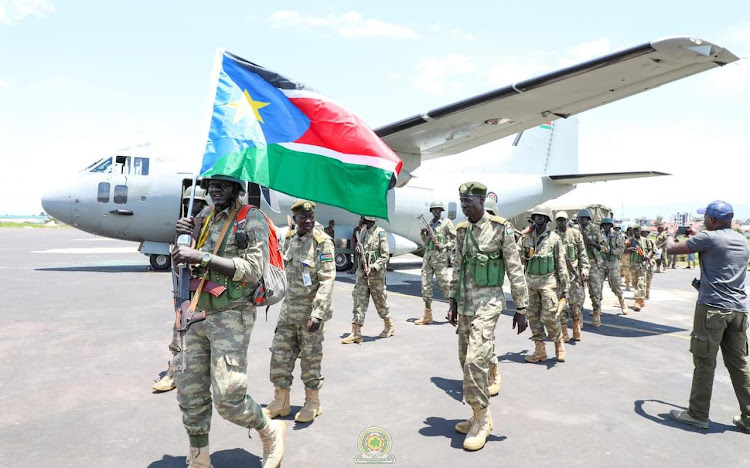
[447, 202, 457, 220]
[133, 157, 149, 175]
[97, 182, 110, 203]
[115, 156, 131, 175]
[89, 158, 113, 173]
[114, 185, 128, 204]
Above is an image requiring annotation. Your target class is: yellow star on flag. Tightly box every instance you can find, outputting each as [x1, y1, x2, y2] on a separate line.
[227, 89, 270, 124]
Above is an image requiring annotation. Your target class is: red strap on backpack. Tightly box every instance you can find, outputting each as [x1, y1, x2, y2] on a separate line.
[237, 204, 284, 270]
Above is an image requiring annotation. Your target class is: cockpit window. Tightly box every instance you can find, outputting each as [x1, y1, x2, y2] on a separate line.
[89, 158, 113, 173]
[133, 157, 149, 175]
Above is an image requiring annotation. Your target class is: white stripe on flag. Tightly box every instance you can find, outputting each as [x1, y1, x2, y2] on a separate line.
[278, 143, 398, 173]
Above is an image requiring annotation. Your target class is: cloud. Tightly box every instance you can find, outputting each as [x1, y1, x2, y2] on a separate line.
[267, 11, 420, 39]
[0, 0, 55, 24]
[0, 78, 8, 88]
[411, 54, 474, 94]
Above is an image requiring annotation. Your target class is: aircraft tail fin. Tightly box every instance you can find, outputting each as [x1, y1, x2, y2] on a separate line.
[505, 116, 578, 175]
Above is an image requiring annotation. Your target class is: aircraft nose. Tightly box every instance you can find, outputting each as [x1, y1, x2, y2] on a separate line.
[41, 186, 73, 224]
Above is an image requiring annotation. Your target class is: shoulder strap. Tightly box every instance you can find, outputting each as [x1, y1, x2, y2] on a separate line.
[490, 215, 507, 224]
[285, 230, 296, 239]
[456, 221, 470, 229]
[312, 229, 326, 244]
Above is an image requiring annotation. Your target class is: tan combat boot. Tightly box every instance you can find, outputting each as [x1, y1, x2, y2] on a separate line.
[555, 340, 566, 362]
[152, 360, 176, 392]
[266, 385, 291, 419]
[619, 297, 628, 315]
[488, 363, 501, 397]
[257, 416, 286, 468]
[561, 323, 570, 342]
[455, 407, 495, 434]
[463, 406, 493, 451]
[633, 300, 641, 312]
[525, 341, 548, 363]
[639, 298, 646, 309]
[294, 387, 322, 423]
[341, 324, 363, 344]
[187, 445, 213, 468]
[415, 308, 433, 325]
[572, 318, 582, 341]
[592, 309, 601, 327]
[379, 317, 395, 338]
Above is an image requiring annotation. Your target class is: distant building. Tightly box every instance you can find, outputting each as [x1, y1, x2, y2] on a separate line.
[635, 217, 650, 226]
[671, 212, 690, 225]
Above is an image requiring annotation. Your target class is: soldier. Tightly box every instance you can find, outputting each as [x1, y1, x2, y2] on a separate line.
[655, 225, 668, 273]
[153, 185, 210, 393]
[625, 224, 654, 311]
[600, 218, 628, 316]
[341, 216, 394, 343]
[620, 225, 633, 291]
[416, 200, 456, 325]
[640, 227, 656, 299]
[520, 205, 569, 362]
[265, 200, 335, 424]
[448, 182, 529, 451]
[555, 211, 589, 342]
[171, 175, 285, 468]
[323, 219, 335, 239]
[578, 209, 607, 327]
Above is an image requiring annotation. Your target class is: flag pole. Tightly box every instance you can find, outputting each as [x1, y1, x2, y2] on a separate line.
[197, 48, 226, 177]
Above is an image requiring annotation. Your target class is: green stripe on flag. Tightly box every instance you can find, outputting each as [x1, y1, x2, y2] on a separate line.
[201, 144, 393, 219]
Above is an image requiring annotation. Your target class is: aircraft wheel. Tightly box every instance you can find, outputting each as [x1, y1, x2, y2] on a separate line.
[150, 253, 171, 271]
[335, 253, 352, 272]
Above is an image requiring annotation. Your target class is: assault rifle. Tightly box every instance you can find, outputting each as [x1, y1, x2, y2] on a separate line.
[564, 257, 583, 286]
[417, 214, 441, 250]
[354, 223, 369, 276]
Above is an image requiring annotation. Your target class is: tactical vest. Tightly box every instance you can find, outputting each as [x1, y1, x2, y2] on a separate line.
[455, 217, 506, 301]
[606, 234, 618, 261]
[630, 238, 646, 263]
[527, 234, 555, 276]
[426, 220, 447, 251]
[565, 244, 576, 261]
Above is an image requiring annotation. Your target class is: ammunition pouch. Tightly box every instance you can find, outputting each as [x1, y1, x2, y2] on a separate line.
[194, 270, 251, 310]
[528, 252, 555, 276]
[466, 252, 505, 287]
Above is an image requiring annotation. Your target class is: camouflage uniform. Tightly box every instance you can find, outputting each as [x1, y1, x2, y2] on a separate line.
[352, 224, 391, 325]
[520, 229, 569, 342]
[655, 230, 668, 272]
[643, 236, 655, 298]
[175, 200, 269, 441]
[629, 236, 654, 305]
[601, 230, 626, 303]
[620, 249, 632, 290]
[451, 212, 528, 409]
[556, 227, 589, 326]
[580, 223, 606, 311]
[421, 217, 456, 308]
[270, 227, 335, 390]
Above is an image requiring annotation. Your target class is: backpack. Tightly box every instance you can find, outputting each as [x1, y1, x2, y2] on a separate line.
[236, 204, 287, 308]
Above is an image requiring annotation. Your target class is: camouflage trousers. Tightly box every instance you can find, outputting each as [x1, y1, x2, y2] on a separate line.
[270, 322, 325, 389]
[601, 260, 624, 300]
[559, 278, 585, 324]
[352, 270, 391, 325]
[587, 264, 605, 310]
[528, 285, 562, 342]
[169, 323, 180, 356]
[421, 251, 451, 308]
[458, 297, 502, 409]
[630, 263, 648, 300]
[645, 265, 653, 296]
[175, 306, 265, 436]
[621, 256, 632, 289]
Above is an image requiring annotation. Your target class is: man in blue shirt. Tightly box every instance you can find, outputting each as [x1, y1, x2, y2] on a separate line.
[666, 200, 750, 433]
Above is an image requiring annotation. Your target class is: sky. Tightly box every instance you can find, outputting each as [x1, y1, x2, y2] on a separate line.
[1, 0, 749, 220]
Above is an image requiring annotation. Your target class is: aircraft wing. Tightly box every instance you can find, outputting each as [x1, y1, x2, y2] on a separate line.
[377, 37, 738, 174]
[546, 171, 669, 185]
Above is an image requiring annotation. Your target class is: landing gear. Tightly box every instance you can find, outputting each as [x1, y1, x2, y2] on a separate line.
[335, 253, 353, 272]
[150, 253, 171, 271]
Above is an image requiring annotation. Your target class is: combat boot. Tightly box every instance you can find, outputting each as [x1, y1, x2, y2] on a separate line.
[592, 309, 601, 327]
[256, 416, 286, 468]
[525, 341, 547, 363]
[561, 323, 570, 342]
[646, 291, 650, 299]
[619, 297, 628, 315]
[187, 445, 213, 468]
[463, 406, 493, 451]
[455, 407, 496, 434]
[633, 300, 641, 312]
[152, 360, 176, 392]
[294, 387, 322, 423]
[638, 298, 646, 310]
[265, 385, 291, 419]
[554, 340, 566, 362]
[379, 317, 395, 338]
[488, 363, 502, 397]
[341, 324, 363, 344]
[415, 308, 433, 325]
[572, 319, 582, 341]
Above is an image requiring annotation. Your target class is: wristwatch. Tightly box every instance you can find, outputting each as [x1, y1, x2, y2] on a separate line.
[200, 252, 212, 268]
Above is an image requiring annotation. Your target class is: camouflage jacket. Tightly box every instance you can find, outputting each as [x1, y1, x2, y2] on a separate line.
[193, 200, 269, 309]
[556, 227, 589, 279]
[450, 212, 528, 316]
[356, 225, 390, 272]
[520, 228, 569, 292]
[280, 227, 336, 324]
[580, 223, 606, 268]
[602, 230, 625, 263]
[629, 236, 655, 263]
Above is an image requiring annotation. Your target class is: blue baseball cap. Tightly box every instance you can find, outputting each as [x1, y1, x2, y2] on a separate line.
[697, 200, 734, 220]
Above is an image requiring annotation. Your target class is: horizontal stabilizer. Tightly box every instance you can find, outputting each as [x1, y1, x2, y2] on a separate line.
[546, 171, 669, 185]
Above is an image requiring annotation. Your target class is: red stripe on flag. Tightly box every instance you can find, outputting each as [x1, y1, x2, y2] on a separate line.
[289, 97, 402, 174]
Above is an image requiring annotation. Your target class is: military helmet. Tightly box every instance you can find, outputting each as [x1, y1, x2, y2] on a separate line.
[429, 200, 445, 211]
[530, 204, 553, 221]
[200, 175, 246, 190]
[363, 216, 377, 222]
[555, 211, 569, 220]
[484, 199, 499, 216]
[600, 217, 614, 226]
[577, 208, 593, 220]
[183, 186, 208, 202]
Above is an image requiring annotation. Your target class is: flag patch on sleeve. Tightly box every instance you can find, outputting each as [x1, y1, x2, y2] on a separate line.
[320, 253, 334, 262]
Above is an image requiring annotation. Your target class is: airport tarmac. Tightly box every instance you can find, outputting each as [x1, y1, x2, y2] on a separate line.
[1, 227, 748, 467]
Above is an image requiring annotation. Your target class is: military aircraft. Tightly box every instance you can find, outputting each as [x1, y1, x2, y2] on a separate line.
[41, 36, 738, 271]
